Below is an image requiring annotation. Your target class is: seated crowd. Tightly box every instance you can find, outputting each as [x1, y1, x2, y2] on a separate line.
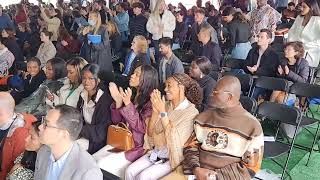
[0, 0, 319, 180]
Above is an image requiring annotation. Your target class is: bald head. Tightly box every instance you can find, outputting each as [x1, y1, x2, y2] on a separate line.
[217, 76, 241, 100]
[0, 92, 15, 112]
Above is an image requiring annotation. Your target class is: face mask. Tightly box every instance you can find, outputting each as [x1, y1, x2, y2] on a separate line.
[88, 19, 96, 26]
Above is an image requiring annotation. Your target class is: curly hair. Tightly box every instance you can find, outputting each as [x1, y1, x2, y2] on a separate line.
[171, 73, 203, 107]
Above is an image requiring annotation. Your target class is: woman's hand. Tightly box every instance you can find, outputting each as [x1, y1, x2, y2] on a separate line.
[150, 89, 166, 113]
[278, 65, 284, 75]
[284, 65, 290, 75]
[46, 91, 54, 102]
[82, 26, 91, 35]
[61, 40, 68, 46]
[109, 82, 123, 108]
[121, 88, 132, 106]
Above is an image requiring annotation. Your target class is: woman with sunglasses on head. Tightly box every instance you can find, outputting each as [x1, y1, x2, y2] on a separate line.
[46, 57, 88, 108]
[189, 57, 217, 111]
[7, 121, 43, 180]
[93, 65, 159, 179]
[76, 64, 113, 155]
[125, 73, 202, 180]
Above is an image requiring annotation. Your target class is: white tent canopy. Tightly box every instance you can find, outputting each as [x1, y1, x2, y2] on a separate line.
[2, 0, 219, 9]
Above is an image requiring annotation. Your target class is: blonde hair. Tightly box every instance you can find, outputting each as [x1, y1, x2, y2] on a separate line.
[150, 0, 166, 24]
[89, 11, 102, 35]
[106, 21, 120, 37]
[133, 35, 148, 54]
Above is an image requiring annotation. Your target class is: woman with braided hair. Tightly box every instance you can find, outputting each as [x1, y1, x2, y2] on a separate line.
[125, 73, 202, 180]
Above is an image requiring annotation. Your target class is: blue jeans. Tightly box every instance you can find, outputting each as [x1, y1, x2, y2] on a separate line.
[231, 42, 252, 60]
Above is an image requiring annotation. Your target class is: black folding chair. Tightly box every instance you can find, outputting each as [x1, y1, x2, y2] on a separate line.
[257, 102, 302, 180]
[240, 96, 258, 114]
[289, 82, 320, 165]
[250, 76, 290, 101]
[222, 58, 244, 72]
[310, 67, 320, 85]
[223, 72, 254, 96]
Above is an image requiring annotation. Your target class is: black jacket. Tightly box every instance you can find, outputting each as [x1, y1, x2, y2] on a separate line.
[123, 52, 150, 76]
[173, 21, 188, 45]
[226, 19, 251, 48]
[3, 38, 24, 62]
[198, 75, 217, 111]
[11, 70, 46, 104]
[77, 89, 113, 154]
[129, 14, 148, 42]
[200, 41, 222, 71]
[81, 26, 114, 83]
[279, 58, 310, 83]
[190, 21, 218, 55]
[110, 33, 122, 59]
[244, 45, 280, 77]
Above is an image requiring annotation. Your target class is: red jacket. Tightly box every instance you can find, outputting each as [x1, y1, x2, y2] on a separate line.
[15, 10, 27, 24]
[0, 113, 36, 180]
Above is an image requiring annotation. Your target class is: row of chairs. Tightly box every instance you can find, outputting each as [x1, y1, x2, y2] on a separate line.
[234, 75, 320, 179]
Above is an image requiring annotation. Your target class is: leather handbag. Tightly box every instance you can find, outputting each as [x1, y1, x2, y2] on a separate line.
[107, 122, 135, 151]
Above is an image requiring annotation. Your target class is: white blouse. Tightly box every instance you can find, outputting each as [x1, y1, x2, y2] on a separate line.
[288, 15, 320, 67]
[80, 89, 104, 124]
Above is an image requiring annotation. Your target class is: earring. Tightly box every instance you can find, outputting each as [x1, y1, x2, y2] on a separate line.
[200, 73, 203, 79]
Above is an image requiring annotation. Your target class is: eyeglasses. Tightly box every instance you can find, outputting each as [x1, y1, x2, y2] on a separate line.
[211, 90, 233, 96]
[41, 116, 65, 130]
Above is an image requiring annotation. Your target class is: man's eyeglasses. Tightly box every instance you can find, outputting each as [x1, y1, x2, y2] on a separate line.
[211, 90, 233, 96]
[41, 116, 65, 130]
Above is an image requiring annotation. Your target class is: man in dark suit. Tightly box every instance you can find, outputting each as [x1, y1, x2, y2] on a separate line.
[35, 105, 103, 180]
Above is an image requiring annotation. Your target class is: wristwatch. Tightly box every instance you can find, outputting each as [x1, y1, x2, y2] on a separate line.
[159, 112, 168, 118]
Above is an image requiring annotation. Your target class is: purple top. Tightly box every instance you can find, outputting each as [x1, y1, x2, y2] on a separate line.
[110, 101, 152, 162]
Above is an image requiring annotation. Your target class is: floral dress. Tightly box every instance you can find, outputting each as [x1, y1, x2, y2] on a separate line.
[6, 153, 34, 180]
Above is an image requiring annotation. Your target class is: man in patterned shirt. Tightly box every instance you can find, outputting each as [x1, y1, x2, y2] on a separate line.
[183, 76, 264, 180]
[248, 0, 281, 42]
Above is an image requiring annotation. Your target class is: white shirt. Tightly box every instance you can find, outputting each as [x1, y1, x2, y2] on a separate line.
[81, 89, 104, 124]
[173, 98, 189, 110]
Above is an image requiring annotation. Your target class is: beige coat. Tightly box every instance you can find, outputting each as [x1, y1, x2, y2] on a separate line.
[36, 41, 57, 66]
[41, 11, 61, 42]
[144, 101, 199, 169]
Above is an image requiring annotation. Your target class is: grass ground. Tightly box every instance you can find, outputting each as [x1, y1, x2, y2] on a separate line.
[261, 105, 320, 179]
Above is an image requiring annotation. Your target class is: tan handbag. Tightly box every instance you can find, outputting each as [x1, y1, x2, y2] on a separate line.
[107, 122, 135, 151]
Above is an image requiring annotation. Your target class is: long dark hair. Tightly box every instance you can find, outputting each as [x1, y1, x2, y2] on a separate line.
[135, 65, 159, 111]
[21, 121, 42, 171]
[47, 57, 67, 80]
[81, 63, 103, 100]
[304, 0, 320, 16]
[66, 57, 88, 88]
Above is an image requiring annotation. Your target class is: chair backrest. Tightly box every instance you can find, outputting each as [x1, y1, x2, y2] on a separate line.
[223, 58, 244, 70]
[289, 82, 320, 99]
[257, 101, 302, 126]
[223, 72, 253, 94]
[240, 96, 257, 114]
[254, 76, 289, 92]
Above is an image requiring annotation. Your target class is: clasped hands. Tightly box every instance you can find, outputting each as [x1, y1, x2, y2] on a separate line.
[109, 82, 132, 108]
